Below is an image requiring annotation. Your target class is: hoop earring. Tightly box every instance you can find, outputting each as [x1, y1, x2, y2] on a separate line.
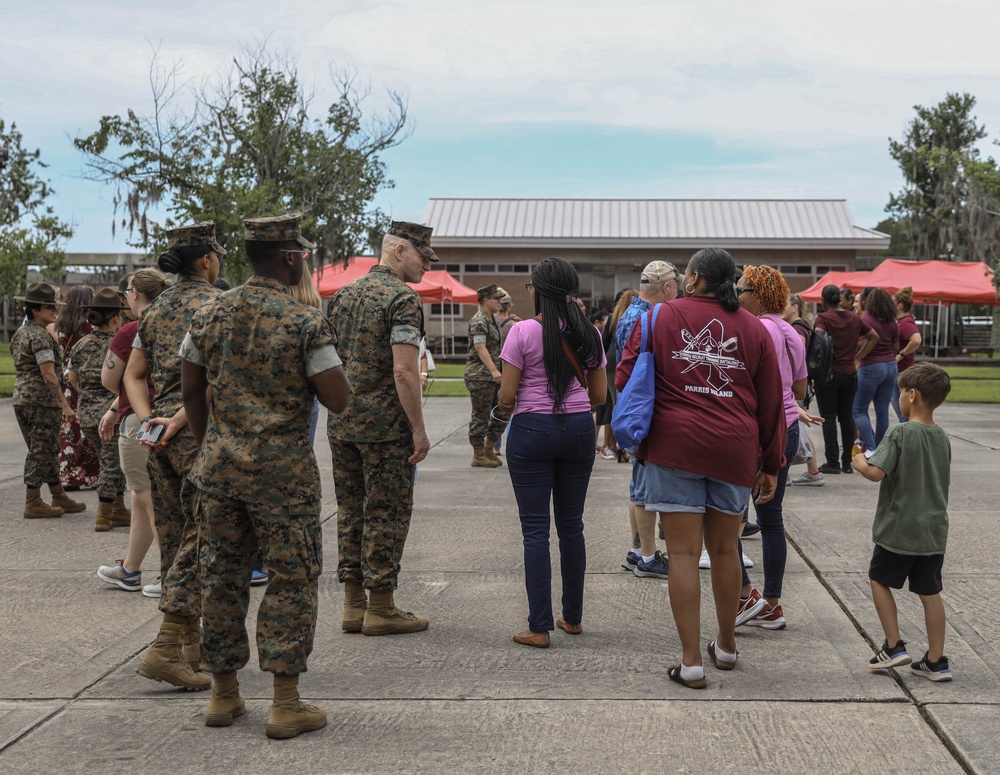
[684, 282, 695, 295]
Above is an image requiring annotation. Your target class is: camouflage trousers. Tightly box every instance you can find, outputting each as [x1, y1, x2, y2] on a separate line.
[14, 405, 61, 488]
[466, 380, 509, 447]
[147, 429, 201, 620]
[330, 438, 414, 591]
[197, 488, 322, 675]
[80, 419, 126, 501]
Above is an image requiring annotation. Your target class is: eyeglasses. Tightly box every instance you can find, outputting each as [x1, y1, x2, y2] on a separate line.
[283, 249, 311, 261]
[125, 287, 136, 295]
[524, 283, 534, 292]
[735, 287, 755, 296]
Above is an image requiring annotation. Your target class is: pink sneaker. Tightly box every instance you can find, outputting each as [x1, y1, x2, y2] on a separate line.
[735, 588, 766, 626]
[744, 603, 786, 630]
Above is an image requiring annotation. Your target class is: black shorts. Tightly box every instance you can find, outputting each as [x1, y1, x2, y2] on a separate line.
[868, 545, 944, 596]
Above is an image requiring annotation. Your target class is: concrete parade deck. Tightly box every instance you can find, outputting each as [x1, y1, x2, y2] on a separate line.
[0, 397, 997, 774]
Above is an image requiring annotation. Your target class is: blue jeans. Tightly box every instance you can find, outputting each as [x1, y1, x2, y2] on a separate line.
[507, 411, 595, 632]
[741, 421, 797, 600]
[890, 379, 909, 424]
[853, 361, 897, 451]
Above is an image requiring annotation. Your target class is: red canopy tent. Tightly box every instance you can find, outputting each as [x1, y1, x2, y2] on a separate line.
[800, 260, 998, 306]
[313, 258, 475, 303]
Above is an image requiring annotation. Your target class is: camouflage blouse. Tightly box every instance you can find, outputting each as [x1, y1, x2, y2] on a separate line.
[11, 320, 62, 408]
[68, 330, 116, 427]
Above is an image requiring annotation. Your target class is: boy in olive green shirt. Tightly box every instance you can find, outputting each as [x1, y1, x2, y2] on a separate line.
[852, 363, 953, 682]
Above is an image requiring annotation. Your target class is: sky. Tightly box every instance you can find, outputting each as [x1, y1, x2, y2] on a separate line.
[4, 0, 1000, 253]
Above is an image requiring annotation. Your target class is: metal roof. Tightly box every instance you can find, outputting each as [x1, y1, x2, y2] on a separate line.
[423, 198, 890, 250]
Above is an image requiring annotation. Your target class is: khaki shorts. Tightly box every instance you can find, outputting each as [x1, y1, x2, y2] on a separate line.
[118, 413, 151, 491]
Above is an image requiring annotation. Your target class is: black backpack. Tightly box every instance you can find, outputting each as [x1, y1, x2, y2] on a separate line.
[807, 327, 834, 384]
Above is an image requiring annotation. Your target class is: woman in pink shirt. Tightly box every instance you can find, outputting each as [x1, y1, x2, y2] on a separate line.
[498, 258, 607, 649]
[618, 248, 784, 689]
[734, 265, 807, 632]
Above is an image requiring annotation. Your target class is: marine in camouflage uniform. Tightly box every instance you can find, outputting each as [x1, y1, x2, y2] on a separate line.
[183, 211, 349, 737]
[464, 284, 509, 465]
[12, 298, 64, 490]
[327, 220, 436, 636]
[68, 292, 127, 519]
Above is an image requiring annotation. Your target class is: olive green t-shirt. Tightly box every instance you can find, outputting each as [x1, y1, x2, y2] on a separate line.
[868, 421, 951, 556]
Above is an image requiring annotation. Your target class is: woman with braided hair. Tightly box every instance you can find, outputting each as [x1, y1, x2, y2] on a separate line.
[498, 257, 607, 648]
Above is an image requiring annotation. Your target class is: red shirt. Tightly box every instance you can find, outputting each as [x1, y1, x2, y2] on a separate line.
[814, 309, 872, 375]
[109, 320, 154, 419]
[859, 313, 898, 366]
[616, 297, 786, 487]
[897, 314, 919, 372]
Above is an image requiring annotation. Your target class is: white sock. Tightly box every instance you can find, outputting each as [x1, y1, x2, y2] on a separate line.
[713, 642, 738, 664]
[642, 554, 655, 564]
[628, 549, 640, 558]
[680, 663, 705, 682]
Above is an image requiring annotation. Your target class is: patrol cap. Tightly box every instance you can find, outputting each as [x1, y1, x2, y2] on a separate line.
[15, 282, 64, 305]
[243, 211, 314, 249]
[84, 288, 127, 311]
[477, 284, 504, 303]
[387, 221, 439, 263]
[166, 220, 227, 257]
[641, 260, 678, 285]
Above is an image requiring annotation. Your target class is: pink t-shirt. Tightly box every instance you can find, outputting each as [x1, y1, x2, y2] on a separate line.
[760, 313, 807, 429]
[501, 318, 606, 415]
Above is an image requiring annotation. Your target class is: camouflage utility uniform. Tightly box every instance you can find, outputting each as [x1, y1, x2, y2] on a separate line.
[11, 321, 63, 488]
[181, 276, 342, 675]
[327, 265, 422, 591]
[69, 331, 125, 500]
[135, 275, 219, 618]
[464, 308, 507, 446]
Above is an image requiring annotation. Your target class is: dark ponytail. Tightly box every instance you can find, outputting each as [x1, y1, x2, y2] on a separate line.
[688, 248, 739, 312]
[531, 257, 604, 413]
[157, 244, 212, 277]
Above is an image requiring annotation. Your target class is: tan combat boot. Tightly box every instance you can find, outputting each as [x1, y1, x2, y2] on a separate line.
[484, 440, 503, 467]
[182, 620, 203, 672]
[342, 580, 368, 633]
[109, 493, 131, 527]
[205, 671, 245, 727]
[362, 589, 429, 636]
[471, 447, 500, 468]
[94, 501, 115, 532]
[48, 483, 86, 513]
[137, 621, 211, 691]
[23, 487, 63, 519]
[266, 674, 327, 739]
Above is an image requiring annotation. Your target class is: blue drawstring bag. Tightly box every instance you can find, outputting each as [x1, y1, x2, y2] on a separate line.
[611, 305, 660, 454]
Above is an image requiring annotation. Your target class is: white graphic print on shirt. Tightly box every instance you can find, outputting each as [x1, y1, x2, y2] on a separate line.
[672, 318, 746, 396]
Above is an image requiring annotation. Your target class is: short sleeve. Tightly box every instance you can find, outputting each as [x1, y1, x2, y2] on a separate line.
[303, 313, 343, 376]
[469, 314, 488, 345]
[788, 330, 807, 380]
[389, 291, 422, 347]
[868, 425, 901, 476]
[34, 347, 56, 365]
[500, 321, 526, 371]
[179, 332, 204, 366]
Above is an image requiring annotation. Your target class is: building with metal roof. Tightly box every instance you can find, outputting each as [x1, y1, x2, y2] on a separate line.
[420, 197, 889, 354]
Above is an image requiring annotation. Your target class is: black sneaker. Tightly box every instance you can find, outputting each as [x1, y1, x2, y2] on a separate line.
[910, 652, 953, 682]
[818, 463, 841, 475]
[869, 639, 912, 670]
[841, 463, 853, 474]
[251, 554, 269, 586]
[742, 522, 761, 538]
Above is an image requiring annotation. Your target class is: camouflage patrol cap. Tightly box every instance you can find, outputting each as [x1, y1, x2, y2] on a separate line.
[387, 220, 439, 262]
[243, 211, 315, 249]
[477, 284, 504, 303]
[166, 221, 227, 257]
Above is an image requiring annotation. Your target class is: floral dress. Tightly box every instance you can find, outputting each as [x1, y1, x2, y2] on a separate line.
[57, 326, 100, 489]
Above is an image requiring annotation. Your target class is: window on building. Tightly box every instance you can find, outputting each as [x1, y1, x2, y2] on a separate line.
[430, 303, 462, 317]
[443, 264, 462, 273]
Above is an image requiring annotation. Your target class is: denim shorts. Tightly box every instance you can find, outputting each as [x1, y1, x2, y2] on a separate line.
[629, 458, 647, 506]
[643, 463, 751, 516]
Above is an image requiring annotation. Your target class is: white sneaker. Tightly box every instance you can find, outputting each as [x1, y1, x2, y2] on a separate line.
[699, 549, 753, 570]
[142, 578, 162, 598]
[791, 470, 825, 486]
[599, 446, 616, 460]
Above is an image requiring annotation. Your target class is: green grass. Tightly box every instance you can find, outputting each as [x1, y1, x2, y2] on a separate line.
[942, 366, 1000, 380]
[946, 380, 1000, 403]
[429, 363, 465, 379]
[424, 379, 470, 397]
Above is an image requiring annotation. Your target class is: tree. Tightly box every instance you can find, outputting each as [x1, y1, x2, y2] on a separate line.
[0, 119, 73, 306]
[74, 43, 409, 282]
[886, 92, 1000, 269]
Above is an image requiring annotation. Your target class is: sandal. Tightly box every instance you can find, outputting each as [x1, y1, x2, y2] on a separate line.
[667, 664, 707, 690]
[707, 640, 738, 671]
[556, 619, 583, 635]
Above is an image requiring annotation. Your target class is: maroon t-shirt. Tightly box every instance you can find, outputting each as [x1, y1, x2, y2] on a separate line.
[109, 320, 154, 419]
[859, 313, 898, 366]
[896, 314, 919, 372]
[617, 297, 786, 486]
[814, 309, 872, 375]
